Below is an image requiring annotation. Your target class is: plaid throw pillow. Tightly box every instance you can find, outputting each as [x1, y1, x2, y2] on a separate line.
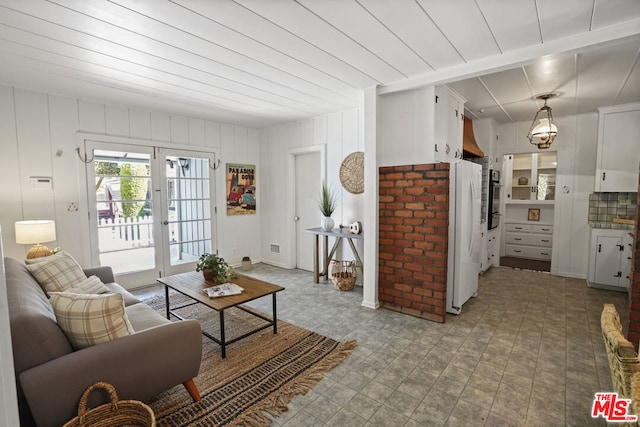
[49, 292, 134, 350]
[26, 251, 88, 294]
[70, 276, 109, 294]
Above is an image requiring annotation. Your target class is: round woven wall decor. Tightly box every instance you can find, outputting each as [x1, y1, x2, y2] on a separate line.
[339, 151, 364, 194]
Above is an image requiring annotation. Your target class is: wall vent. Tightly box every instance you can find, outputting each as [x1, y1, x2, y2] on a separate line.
[270, 244, 280, 254]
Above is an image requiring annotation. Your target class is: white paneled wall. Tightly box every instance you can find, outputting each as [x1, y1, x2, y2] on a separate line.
[497, 113, 598, 279]
[259, 108, 364, 269]
[0, 85, 259, 278]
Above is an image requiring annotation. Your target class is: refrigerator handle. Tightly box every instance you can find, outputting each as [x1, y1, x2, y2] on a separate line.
[469, 179, 478, 253]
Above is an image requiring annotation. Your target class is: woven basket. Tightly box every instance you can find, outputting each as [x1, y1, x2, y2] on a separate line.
[331, 260, 357, 291]
[63, 382, 156, 427]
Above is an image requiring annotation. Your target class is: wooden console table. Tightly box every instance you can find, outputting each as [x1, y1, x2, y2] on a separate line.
[304, 227, 364, 283]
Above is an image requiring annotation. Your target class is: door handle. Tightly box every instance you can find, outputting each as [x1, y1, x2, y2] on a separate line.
[293, 216, 300, 221]
[163, 220, 169, 225]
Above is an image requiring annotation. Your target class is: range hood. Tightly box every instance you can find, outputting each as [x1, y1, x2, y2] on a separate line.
[462, 116, 484, 158]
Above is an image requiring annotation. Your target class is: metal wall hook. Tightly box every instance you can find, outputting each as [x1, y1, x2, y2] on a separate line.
[76, 147, 94, 163]
[208, 153, 221, 170]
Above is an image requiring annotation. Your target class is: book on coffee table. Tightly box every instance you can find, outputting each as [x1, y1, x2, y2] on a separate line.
[203, 283, 244, 298]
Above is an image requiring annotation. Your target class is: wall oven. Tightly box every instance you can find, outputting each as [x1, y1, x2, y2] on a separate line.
[488, 169, 501, 230]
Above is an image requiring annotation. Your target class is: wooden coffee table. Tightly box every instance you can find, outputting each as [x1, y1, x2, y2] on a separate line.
[157, 271, 284, 358]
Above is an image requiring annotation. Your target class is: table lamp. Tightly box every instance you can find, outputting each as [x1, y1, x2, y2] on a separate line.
[15, 220, 57, 259]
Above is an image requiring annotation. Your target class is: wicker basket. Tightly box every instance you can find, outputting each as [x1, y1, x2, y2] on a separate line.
[331, 260, 357, 291]
[63, 382, 156, 427]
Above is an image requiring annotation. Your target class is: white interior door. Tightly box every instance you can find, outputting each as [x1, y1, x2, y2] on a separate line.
[295, 151, 321, 271]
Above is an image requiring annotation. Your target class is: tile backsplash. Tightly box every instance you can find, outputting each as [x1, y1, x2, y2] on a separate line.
[588, 192, 637, 223]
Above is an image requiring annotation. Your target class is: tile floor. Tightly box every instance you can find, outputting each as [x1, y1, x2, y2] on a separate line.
[133, 264, 629, 426]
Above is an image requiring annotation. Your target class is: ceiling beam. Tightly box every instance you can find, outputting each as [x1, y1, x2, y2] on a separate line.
[378, 17, 640, 96]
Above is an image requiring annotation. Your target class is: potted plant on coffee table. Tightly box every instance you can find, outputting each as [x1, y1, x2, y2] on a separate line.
[196, 253, 235, 283]
[318, 183, 337, 231]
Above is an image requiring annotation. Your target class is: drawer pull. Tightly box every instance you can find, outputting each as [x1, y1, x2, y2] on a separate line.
[515, 227, 523, 230]
[541, 228, 550, 231]
[514, 250, 522, 253]
[541, 252, 549, 256]
[541, 239, 550, 243]
[514, 238, 522, 241]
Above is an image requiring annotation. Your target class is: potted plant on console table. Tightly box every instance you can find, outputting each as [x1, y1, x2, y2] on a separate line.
[196, 253, 235, 284]
[318, 183, 337, 231]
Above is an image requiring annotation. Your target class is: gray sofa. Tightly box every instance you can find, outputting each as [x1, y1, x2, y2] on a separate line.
[5, 257, 203, 427]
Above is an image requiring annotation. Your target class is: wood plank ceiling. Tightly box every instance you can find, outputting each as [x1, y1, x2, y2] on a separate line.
[0, 0, 638, 128]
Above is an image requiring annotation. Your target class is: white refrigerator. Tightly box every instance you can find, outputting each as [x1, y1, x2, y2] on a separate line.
[446, 160, 482, 315]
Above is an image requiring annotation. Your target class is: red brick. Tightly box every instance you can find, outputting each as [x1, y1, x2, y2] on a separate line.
[413, 287, 433, 297]
[395, 210, 413, 217]
[413, 164, 435, 171]
[403, 248, 423, 256]
[426, 186, 449, 194]
[403, 218, 423, 225]
[405, 202, 425, 210]
[406, 187, 425, 196]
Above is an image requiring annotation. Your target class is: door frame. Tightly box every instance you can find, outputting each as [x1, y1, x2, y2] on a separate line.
[77, 132, 218, 287]
[286, 144, 326, 269]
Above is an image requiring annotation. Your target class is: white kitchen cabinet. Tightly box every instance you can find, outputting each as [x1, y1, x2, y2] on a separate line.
[588, 228, 633, 290]
[504, 222, 553, 260]
[505, 152, 557, 202]
[595, 103, 640, 192]
[434, 87, 465, 163]
[482, 227, 499, 271]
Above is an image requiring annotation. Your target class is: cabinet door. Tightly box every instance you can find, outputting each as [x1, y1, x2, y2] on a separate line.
[449, 91, 463, 161]
[511, 153, 535, 200]
[596, 109, 640, 192]
[594, 236, 623, 286]
[434, 87, 449, 162]
[535, 152, 556, 201]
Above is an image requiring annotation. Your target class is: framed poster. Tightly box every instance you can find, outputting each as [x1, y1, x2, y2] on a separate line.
[226, 163, 256, 215]
[528, 208, 540, 221]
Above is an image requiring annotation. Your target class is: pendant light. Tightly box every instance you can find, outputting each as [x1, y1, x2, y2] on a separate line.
[527, 93, 558, 149]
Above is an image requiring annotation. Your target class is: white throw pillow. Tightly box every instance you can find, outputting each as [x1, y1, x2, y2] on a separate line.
[49, 292, 134, 350]
[26, 251, 88, 294]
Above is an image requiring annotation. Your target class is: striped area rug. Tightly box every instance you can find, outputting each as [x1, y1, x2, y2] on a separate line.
[144, 294, 357, 426]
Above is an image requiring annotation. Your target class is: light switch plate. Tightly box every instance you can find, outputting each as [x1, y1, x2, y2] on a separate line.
[30, 176, 52, 190]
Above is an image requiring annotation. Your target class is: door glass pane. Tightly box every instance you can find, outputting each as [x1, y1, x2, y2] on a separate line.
[536, 152, 557, 201]
[166, 156, 211, 266]
[94, 150, 154, 274]
[511, 154, 532, 200]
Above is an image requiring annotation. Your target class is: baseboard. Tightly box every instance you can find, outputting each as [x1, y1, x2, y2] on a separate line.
[260, 260, 294, 270]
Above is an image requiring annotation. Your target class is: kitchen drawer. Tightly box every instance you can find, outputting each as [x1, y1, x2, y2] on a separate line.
[505, 244, 552, 260]
[487, 233, 497, 250]
[506, 223, 532, 233]
[487, 246, 498, 266]
[531, 224, 553, 234]
[506, 233, 552, 247]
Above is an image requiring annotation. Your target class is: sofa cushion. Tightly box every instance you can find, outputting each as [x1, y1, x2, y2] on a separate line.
[125, 302, 172, 332]
[49, 292, 135, 350]
[26, 251, 87, 294]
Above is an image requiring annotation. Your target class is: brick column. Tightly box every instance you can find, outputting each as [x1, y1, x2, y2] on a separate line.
[378, 163, 450, 323]
[626, 171, 640, 349]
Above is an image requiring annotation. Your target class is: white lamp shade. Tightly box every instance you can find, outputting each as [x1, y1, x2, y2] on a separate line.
[15, 220, 56, 244]
[531, 118, 558, 137]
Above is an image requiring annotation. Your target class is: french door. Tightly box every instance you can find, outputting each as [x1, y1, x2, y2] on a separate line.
[86, 141, 216, 287]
